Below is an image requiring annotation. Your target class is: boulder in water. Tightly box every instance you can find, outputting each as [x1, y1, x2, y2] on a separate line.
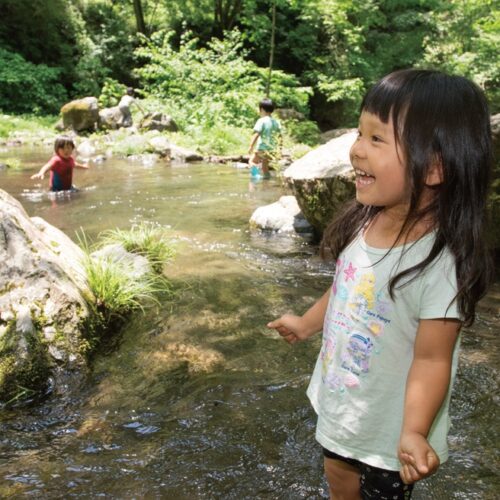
[283, 131, 357, 236]
[0, 190, 91, 402]
[250, 195, 313, 233]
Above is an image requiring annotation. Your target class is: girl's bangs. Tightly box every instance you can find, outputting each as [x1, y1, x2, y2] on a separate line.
[360, 73, 412, 128]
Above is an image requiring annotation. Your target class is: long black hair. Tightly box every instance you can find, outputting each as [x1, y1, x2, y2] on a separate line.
[320, 69, 493, 326]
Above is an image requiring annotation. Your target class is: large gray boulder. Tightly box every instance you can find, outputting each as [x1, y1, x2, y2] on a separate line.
[98, 106, 123, 130]
[283, 131, 357, 236]
[0, 190, 92, 401]
[61, 97, 99, 132]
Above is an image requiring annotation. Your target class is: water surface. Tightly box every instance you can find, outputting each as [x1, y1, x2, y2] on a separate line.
[0, 146, 498, 498]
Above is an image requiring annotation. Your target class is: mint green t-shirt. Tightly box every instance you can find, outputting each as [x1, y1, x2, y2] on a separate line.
[253, 116, 281, 151]
[307, 230, 460, 471]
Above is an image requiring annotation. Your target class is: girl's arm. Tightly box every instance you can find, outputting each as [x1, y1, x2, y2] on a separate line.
[74, 161, 90, 170]
[267, 288, 331, 344]
[399, 318, 461, 484]
[31, 160, 53, 179]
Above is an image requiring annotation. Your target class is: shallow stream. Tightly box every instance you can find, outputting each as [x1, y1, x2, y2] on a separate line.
[0, 146, 498, 498]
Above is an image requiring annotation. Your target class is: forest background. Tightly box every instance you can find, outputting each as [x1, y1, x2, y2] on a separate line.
[0, 0, 498, 155]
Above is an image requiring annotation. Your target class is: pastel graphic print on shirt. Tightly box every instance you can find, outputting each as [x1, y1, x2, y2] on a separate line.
[320, 257, 392, 391]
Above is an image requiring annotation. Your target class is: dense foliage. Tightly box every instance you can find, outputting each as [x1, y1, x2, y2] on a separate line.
[0, 0, 498, 130]
[135, 29, 311, 129]
[0, 49, 67, 114]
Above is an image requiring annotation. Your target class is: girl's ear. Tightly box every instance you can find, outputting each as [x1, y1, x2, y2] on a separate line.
[426, 157, 444, 186]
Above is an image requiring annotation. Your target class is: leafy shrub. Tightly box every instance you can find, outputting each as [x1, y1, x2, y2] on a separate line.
[98, 78, 128, 108]
[283, 119, 321, 146]
[0, 49, 67, 114]
[134, 29, 312, 130]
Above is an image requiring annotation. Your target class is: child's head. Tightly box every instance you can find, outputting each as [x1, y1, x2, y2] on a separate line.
[54, 136, 75, 156]
[126, 87, 135, 97]
[259, 98, 275, 114]
[359, 69, 492, 221]
[323, 69, 493, 325]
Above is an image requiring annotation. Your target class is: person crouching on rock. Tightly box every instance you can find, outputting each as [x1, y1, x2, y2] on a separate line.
[118, 87, 145, 128]
[31, 136, 89, 192]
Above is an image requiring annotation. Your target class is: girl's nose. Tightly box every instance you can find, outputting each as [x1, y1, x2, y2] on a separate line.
[350, 137, 365, 160]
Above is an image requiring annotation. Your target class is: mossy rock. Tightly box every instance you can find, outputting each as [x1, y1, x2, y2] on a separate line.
[283, 131, 357, 238]
[0, 319, 51, 403]
[61, 97, 99, 132]
[285, 176, 355, 237]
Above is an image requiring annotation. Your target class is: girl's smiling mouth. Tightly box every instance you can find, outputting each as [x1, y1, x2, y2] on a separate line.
[354, 168, 375, 187]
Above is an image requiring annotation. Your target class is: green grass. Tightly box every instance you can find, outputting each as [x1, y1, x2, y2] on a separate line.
[1, 157, 22, 169]
[77, 224, 175, 347]
[98, 224, 176, 273]
[169, 123, 250, 156]
[83, 254, 169, 325]
[0, 113, 58, 140]
[0, 108, 319, 160]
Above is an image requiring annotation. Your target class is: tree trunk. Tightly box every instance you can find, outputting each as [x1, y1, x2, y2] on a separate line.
[265, 1, 277, 97]
[133, 0, 147, 35]
[214, 0, 243, 36]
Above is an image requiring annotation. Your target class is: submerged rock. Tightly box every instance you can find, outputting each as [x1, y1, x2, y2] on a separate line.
[283, 131, 357, 236]
[0, 190, 92, 402]
[91, 244, 151, 279]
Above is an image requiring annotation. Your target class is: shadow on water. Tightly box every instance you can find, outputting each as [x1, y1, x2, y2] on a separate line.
[0, 147, 498, 498]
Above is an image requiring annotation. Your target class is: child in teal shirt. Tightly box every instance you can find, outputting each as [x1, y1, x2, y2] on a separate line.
[248, 98, 282, 179]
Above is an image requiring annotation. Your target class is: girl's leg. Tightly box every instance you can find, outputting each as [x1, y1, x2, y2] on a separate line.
[324, 456, 362, 500]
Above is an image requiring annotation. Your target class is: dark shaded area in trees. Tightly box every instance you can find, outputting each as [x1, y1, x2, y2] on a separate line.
[0, 0, 497, 126]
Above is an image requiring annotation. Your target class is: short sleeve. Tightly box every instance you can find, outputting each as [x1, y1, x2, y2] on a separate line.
[419, 250, 461, 320]
[48, 156, 58, 171]
[253, 118, 264, 133]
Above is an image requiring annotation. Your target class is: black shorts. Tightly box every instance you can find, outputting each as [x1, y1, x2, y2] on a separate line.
[323, 448, 414, 499]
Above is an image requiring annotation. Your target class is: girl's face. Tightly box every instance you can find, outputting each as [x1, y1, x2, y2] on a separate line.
[57, 143, 74, 159]
[350, 111, 408, 214]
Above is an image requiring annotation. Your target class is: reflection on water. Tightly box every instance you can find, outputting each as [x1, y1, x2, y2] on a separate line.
[0, 147, 498, 498]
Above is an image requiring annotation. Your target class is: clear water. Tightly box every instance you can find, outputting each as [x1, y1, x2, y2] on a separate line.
[0, 145, 498, 498]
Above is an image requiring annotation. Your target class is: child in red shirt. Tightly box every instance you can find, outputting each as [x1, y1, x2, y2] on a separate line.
[31, 136, 89, 191]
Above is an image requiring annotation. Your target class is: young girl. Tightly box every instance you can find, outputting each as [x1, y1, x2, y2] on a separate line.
[31, 136, 89, 192]
[268, 69, 493, 499]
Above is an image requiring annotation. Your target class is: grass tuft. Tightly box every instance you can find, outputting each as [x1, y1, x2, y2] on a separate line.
[77, 223, 175, 350]
[99, 223, 175, 273]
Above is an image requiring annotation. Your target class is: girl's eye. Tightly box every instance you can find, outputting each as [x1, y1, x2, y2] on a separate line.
[371, 135, 382, 143]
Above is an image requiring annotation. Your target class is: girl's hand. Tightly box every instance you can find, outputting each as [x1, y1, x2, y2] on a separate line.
[398, 431, 440, 484]
[31, 172, 44, 180]
[267, 314, 310, 344]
